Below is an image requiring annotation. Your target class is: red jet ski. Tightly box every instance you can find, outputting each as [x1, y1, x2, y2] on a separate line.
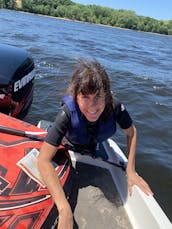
[0, 113, 72, 228]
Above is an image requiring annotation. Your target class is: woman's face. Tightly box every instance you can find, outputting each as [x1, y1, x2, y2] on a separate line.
[77, 89, 105, 122]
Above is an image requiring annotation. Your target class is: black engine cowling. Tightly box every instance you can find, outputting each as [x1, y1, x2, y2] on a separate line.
[0, 44, 35, 119]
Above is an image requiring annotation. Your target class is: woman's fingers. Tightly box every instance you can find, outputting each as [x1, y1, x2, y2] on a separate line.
[127, 173, 154, 196]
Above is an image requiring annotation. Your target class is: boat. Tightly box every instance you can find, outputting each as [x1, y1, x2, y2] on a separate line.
[68, 140, 172, 229]
[0, 113, 171, 228]
[0, 43, 35, 119]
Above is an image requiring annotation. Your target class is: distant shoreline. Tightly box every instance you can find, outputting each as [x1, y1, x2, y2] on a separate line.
[6, 9, 172, 37]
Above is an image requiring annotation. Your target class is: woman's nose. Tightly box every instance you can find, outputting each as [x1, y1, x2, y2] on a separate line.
[88, 98, 97, 106]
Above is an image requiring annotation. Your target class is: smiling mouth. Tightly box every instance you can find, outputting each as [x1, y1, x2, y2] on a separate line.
[88, 111, 97, 115]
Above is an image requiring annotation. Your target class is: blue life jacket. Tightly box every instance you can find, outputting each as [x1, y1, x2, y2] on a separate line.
[62, 95, 116, 145]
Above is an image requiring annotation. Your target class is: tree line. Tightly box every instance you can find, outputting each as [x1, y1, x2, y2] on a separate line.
[1, 0, 172, 35]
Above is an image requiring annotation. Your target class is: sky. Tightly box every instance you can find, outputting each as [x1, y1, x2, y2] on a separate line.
[73, 0, 172, 20]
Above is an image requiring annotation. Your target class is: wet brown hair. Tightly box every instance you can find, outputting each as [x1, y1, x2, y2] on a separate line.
[67, 60, 114, 120]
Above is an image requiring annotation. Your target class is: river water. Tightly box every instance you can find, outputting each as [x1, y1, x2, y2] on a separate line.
[0, 9, 172, 222]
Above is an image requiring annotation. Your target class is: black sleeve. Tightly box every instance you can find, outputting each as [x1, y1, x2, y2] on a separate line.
[45, 105, 71, 146]
[114, 100, 133, 129]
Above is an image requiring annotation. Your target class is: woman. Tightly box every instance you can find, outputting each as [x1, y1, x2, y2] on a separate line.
[37, 60, 153, 229]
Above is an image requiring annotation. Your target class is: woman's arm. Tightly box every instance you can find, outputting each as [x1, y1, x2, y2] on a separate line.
[37, 142, 73, 229]
[124, 124, 153, 196]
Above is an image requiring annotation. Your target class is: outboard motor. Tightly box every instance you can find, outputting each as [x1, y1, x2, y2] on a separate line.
[0, 44, 35, 119]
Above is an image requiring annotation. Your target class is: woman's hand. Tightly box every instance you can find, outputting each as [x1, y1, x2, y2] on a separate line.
[127, 171, 154, 196]
[57, 203, 73, 229]
[124, 125, 153, 196]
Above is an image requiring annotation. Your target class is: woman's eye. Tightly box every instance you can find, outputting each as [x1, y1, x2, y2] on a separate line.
[96, 95, 104, 100]
[81, 96, 89, 102]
